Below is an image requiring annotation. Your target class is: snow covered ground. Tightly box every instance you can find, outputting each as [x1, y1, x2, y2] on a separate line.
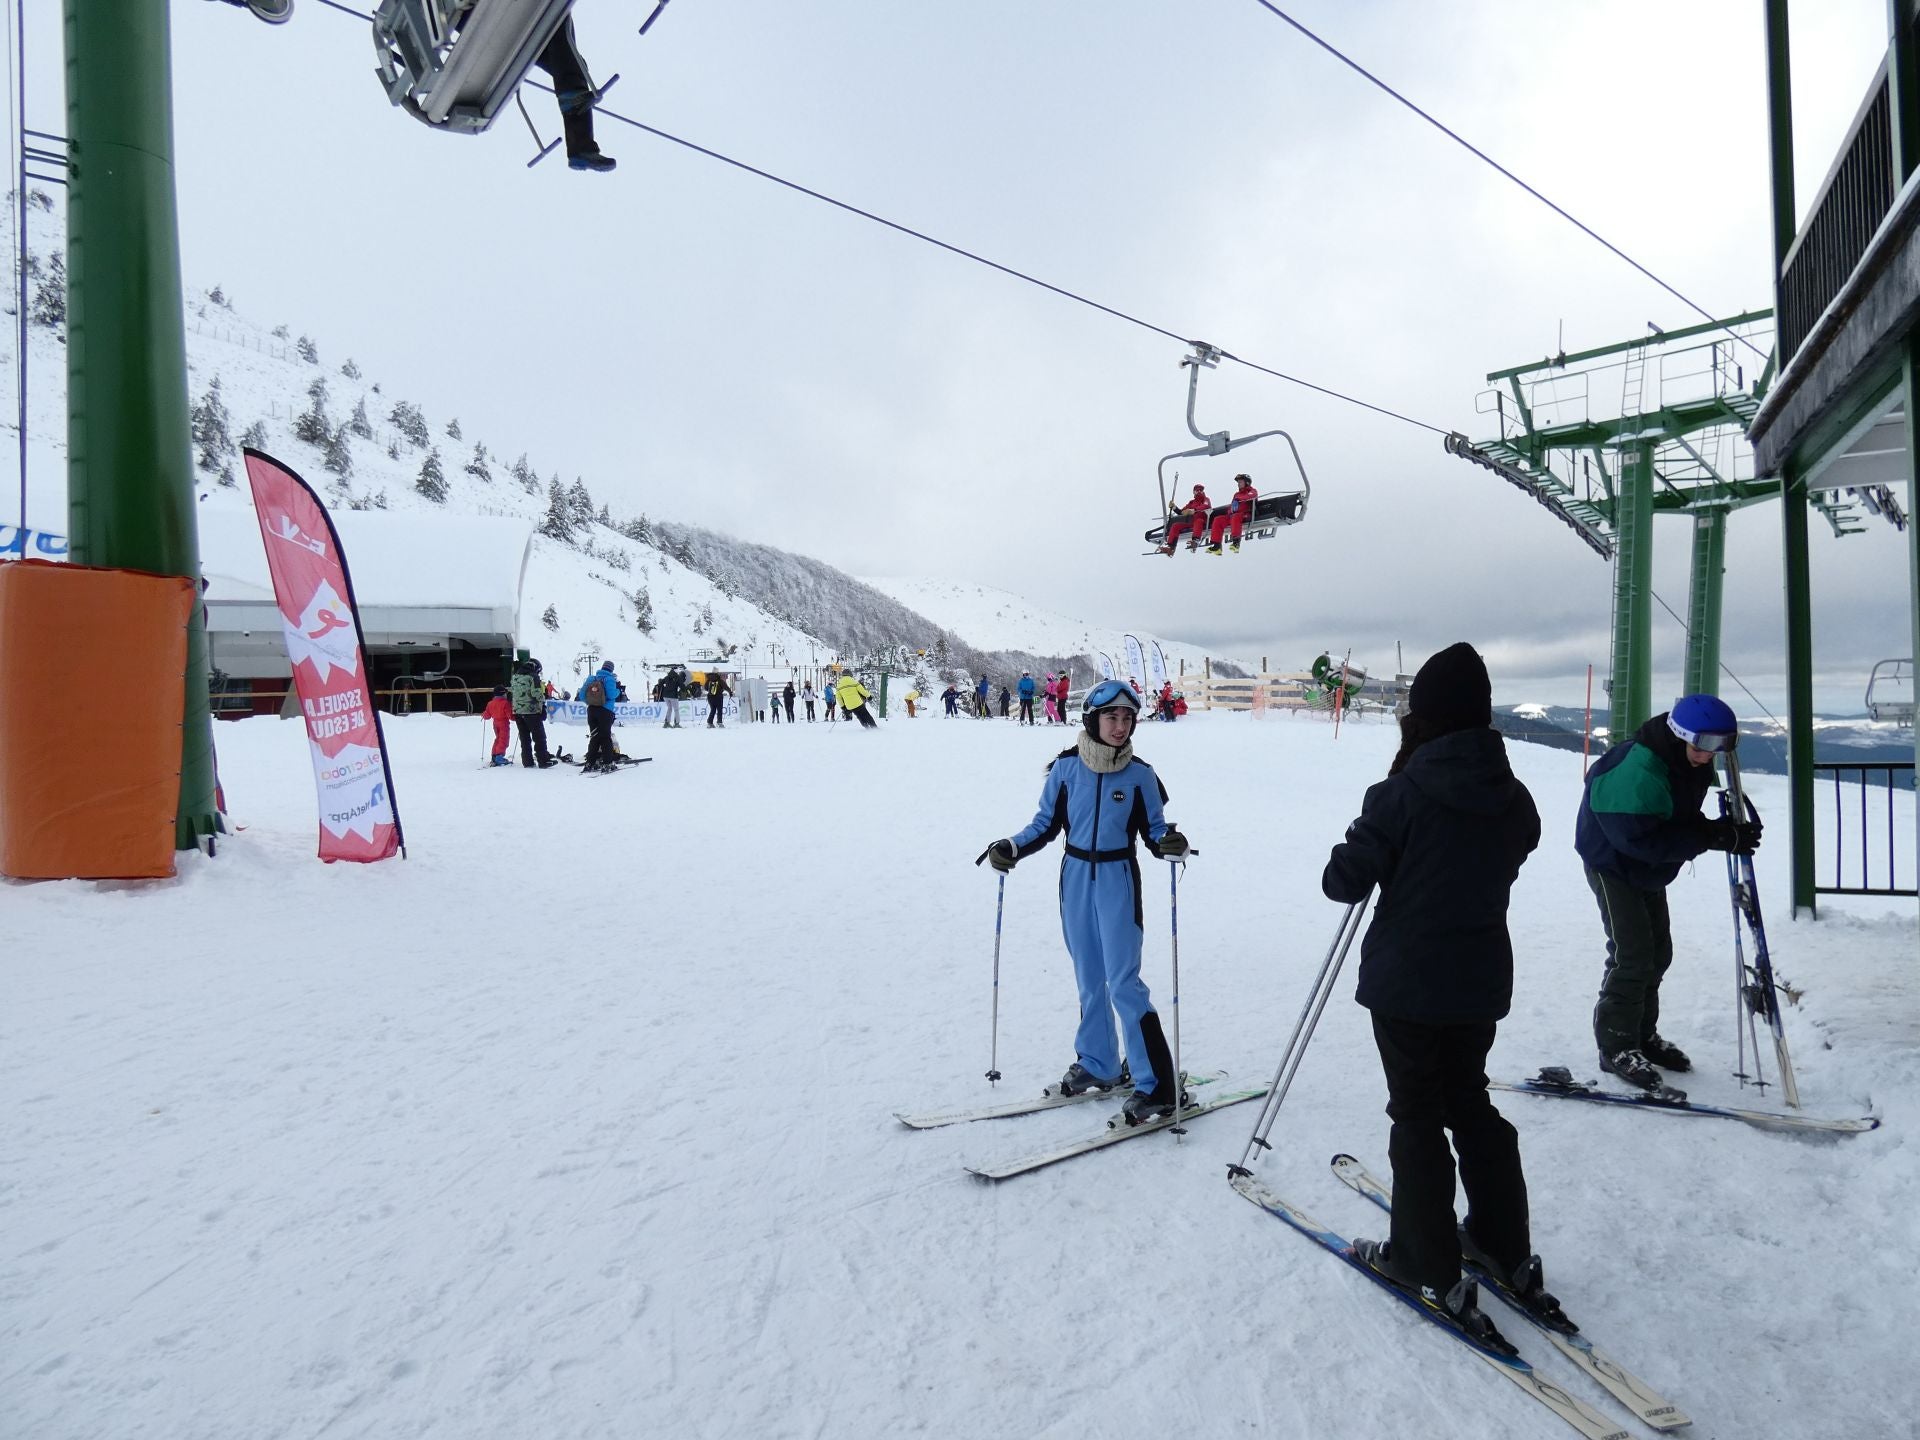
[4, 711, 1915, 1439]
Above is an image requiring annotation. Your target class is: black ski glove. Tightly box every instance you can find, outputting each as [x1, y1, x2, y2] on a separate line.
[1696, 817, 1760, 856]
[978, 840, 1018, 873]
[1153, 826, 1190, 859]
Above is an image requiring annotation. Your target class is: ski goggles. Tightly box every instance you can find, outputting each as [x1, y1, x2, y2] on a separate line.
[1667, 717, 1738, 753]
[1083, 680, 1141, 714]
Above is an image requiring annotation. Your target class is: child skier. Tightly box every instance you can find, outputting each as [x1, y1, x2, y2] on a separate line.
[980, 680, 1192, 1124]
[481, 685, 512, 766]
[1320, 643, 1544, 1353]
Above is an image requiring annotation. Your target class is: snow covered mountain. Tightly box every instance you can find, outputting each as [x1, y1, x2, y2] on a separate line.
[1, 192, 1233, 694]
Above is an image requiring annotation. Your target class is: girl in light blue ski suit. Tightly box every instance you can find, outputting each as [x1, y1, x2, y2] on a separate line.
[983, 680, 1192, 1123]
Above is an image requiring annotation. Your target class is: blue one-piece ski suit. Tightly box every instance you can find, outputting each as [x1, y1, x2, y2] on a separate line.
[1007, 746, 1177, 1092]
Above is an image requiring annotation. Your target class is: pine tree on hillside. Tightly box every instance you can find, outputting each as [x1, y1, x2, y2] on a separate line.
[541, 604, 560, 632]
[620, 513, 653, 546]
[596, 503, 612, 526]
[415, 447, 447, 503]
[218, 461, 238, 488]
[296, 334, 319, 364]
[293, 376, 332, 446]
[463, 442, 491, 484]
[387, 439, 402, 461]
[240, 419, 268, 449]
[324, 423, 354, 479]
[540, 478, 575, 542]
[509, 453, 538, 494]
[341, 358, 362, 380]
[446, 417, 462, 441]
[271, 324, 290, 340]
[189, 376, 233, 473]
[633, 586, 654, 634]
[348, 395, 374, 439]
[387, 400, 429, 448]
[566, 478, 594, 526]
[29, 252, 65, 330]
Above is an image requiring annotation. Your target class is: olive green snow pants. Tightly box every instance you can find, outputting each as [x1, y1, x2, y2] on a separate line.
[1585, 864, 1674, 1058]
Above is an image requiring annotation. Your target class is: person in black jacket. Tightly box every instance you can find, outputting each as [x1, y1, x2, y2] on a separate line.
[1321, 642, 1546, 1353]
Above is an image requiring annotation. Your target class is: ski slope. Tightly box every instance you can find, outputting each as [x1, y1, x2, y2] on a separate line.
[4, 710, 1912, 1439]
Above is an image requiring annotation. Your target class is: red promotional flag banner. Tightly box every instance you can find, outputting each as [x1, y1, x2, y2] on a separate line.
[242, 448, 405, 863]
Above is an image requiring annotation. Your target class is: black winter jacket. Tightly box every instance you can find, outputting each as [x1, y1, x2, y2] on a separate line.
[1321, 727, 1541, 1024]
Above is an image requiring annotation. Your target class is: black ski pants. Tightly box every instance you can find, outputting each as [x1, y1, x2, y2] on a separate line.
[784, 697, 796, 722]
[533, 18, 600, 158]
[846, 703, 877, 729]
[805, 700, 816, 720]
[1370, 1011, 1529, 1293]
[1585, 864, 1675, 1057]
[707, 695, 725, 727]
[514, 713, 550, 766]
[584, 705, 615, 768]
[1019, 698, 1035, 724]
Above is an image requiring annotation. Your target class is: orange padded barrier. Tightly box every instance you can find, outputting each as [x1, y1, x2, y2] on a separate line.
[0, 559, 195, 879]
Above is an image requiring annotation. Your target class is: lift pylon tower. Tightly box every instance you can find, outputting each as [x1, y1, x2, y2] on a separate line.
[1446, 310, 1890, 739]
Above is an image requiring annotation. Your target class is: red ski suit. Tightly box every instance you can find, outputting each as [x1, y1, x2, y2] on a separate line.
[1164, 488, 1211, 551]
[1210, 479, 1258, 548]
[482, 695, 512, 758]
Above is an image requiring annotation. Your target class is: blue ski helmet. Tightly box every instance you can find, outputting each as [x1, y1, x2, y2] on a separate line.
[1667, 694, 1738, 752]
[1083, 679, 1142, 735]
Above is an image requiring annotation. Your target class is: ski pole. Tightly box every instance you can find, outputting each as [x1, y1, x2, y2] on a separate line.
[1228, 895, 1369, 1179]
[986, 869, 1006, 1085]
[1169, 856, 1185, 1138]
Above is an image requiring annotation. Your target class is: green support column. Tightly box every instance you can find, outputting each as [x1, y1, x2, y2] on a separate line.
[64, 0, 217, 848]
[1779, 462, 1817, 915]
[1608, 441, 1656, 738]
[1903, 335, 1920, 929]
[1683, 509, 1726, 695]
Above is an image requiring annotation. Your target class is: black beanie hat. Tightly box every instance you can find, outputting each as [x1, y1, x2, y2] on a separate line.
[1408, 642, 1492, 733]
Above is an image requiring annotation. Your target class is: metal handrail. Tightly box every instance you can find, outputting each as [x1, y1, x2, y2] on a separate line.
[1812, 761, 1917, 897]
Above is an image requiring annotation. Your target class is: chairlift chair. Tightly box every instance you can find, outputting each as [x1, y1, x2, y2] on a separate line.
[1143, 343, 1311, 555]
[372, 0, 576, 135]
[1865, 658, 1915, 726]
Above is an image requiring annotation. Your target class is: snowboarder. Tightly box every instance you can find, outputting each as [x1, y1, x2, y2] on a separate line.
[1159, 482, 1212, 554]
[577, 661, 621, 772]
[980, 680, 1192, 1124]
[482, 685, 512, 766]
[533, 17, 616, 173]
[835, 672, 878, 729]
[1206, 473, 1259, 553]
[1575, 693, 1760, 1090]
[1320, 642, 1542, 1351]
[509, 657, 555, 767]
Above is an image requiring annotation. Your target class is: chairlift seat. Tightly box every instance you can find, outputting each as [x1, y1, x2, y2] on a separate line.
[373, 0, 575, 135]
[1143, 490, 1307, 549]
[1865, 658, 1915, 725]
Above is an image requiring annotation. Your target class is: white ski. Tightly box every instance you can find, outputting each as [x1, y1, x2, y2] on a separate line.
[965, 1086, 1267, 1181]
[1330, 1153, 1691, 1431]
[897, 1071, 1221, 1130]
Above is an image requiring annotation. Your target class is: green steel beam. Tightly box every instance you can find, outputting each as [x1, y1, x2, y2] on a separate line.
[63, 0, 217, 849]
[1902, 332, 1920, 937]
[1486, 310, 1774, 382]
[1608, 442, 1656, 739]
[1779, 460, 1817, 916]
[1683, 510, 1726, 696]
[1765, 1, 1796, 270]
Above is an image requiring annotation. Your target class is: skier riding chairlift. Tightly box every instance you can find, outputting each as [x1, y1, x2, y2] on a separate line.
[372, 0, 620, 167]
[1143, 342, 1311, 556]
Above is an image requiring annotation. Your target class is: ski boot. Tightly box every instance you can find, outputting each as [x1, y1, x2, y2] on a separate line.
[568, 150, 618, 173]
[1056, 1061, 1129, 1097]
[1457, 1227, 1574, 1331]
[1352, 1241, 1516, 1357]
[1598, 1047, 1671, 1095]
[1119, 1083, 1191, 1126]
[490, 755, 511, 767]
[1639, 1034, 1693, 1073]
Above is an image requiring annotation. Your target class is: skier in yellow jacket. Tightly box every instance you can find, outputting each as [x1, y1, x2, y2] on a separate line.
[835, 673, 878, 729]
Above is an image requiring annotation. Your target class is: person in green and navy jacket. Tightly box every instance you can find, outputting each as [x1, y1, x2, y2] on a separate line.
[1573, 694, 1761, 1092]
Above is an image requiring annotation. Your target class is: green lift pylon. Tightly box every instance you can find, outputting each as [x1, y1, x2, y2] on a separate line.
[1446, 310, 1876, 739]
[63, 0, 219, 849]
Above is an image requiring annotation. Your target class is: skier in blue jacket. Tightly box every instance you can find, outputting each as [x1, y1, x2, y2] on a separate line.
[1016, 671, 1038, 725]
[981, 680, 1192, 1124]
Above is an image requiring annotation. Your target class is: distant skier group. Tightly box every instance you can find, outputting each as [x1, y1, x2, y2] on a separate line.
[979, 640, 1762, 1353]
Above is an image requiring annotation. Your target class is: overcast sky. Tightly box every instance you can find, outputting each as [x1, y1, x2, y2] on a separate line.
[22, 1, 1912, 710]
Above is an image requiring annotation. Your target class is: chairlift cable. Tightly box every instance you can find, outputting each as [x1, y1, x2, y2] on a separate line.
[312, 0, 1454, 437]
[1244, 0, 1771, 366]
[1649, 586, 1781, 727]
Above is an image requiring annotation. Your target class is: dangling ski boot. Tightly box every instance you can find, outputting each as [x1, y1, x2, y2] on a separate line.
[1639, 1034, 1693, 1073]
[1056, 1060, 1129, 1097]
